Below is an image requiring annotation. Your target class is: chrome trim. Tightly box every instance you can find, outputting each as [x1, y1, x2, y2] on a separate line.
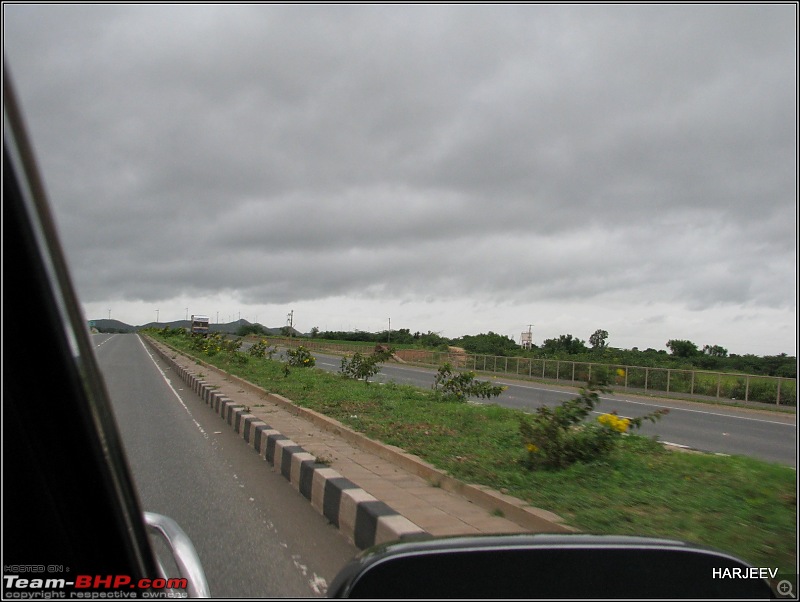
[144, 512, 211, 598]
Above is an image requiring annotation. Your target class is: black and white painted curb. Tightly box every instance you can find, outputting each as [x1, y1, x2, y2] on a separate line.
[148, 342, 429, 550]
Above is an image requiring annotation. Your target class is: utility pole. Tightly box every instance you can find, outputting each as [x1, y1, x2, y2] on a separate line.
[287, 310, 294, 337]
[388, 317, 391, 344]
[156, 309, 159, 323]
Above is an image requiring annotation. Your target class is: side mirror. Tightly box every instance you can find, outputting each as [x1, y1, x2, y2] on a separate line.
[328, 534, 779, 599]
[144, 513, 211, 598]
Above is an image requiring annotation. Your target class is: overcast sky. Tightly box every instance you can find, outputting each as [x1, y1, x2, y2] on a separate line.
[4, 4, 797, 355]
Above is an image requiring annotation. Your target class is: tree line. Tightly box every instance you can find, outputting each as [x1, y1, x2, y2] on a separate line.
[308, 328, 796, 379]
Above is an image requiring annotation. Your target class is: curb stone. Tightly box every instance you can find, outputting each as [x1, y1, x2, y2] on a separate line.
[147, 340, 429, 550]
[145, 336, 576, 538]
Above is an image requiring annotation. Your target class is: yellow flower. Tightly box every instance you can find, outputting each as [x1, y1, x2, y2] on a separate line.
[598, 413, 630, 433]
[526, 443, 538, 453]
[616, 368, 626, 377]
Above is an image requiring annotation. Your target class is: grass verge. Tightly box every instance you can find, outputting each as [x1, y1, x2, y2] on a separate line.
[153, 333, 797, 574]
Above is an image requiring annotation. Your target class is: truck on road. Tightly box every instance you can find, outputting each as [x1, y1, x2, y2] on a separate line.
[190, 315, 210, 335]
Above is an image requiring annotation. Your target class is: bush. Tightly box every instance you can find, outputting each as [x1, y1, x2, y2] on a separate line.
[247, 339, 275, 359]
[160, 326, 187, 338]
[286, 346, 315, 368]
[340, 347, 394, 383]
[189, 333, 241, 357]
[432, 363, 506, 402]
[519, 377, 668, 469]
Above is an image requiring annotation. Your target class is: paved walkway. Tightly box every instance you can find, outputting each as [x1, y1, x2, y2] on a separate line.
[145, 337, 575, 549]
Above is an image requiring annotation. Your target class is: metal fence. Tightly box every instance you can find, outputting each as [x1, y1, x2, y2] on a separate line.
[457, 355, 796, 407]
[265, 337, 796, 407]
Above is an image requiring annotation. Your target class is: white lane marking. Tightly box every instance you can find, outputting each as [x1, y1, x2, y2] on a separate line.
[487, 380, 795, 427]
[136, 335, 208, 439]
[315, 351, 795, 427]
[592, 394, 796, 427]
[92, 333, 116, 348]
[291, 552, 328, 596]
[309, 574, 328, 596]
[138, 342, 338, 595]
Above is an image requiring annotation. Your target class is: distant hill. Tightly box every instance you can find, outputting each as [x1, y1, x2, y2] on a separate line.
[88, 319, 136, 333]
[88, 318, 304, 336]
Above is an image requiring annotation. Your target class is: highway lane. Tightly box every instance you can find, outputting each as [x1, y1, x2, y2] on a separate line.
[91, 334, 358, 598]
[310, 351, 797, 467]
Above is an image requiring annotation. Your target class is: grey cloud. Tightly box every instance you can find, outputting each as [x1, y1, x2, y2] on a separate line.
[3, 3, 795, 353]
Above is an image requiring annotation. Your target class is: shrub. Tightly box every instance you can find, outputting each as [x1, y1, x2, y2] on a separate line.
[519, 377, 668, 469]
[160, 326, 186, 338]
[340, 347, 394, 383]
[189, 333, 242, 358]
[247, 339, 275, 359]
[286, 346, 315, 368]
[432, 363, 506, 402]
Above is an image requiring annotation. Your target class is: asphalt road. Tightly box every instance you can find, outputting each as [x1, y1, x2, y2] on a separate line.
[308, 351, 797, 467]
[92, 334, 358, 598]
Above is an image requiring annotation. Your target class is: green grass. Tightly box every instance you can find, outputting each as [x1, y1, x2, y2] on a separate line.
[268, 336, 796, 406]
[154, 333, 797, 574]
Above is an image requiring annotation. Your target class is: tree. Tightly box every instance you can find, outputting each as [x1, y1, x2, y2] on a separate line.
[236, 323, 267, 336]
[310, 326, 320, 338]
[702, 344, 728, 358]
[666, 339, 699, 358]
[417, 331, 449, 348]
[432, 363, 506, 402]
[340, 347, 394, 383]
[589, 329, 609, 351]
[452, 332, 518, 356]
[379, 328, 414, 345]
[541, 334, 588, 355]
